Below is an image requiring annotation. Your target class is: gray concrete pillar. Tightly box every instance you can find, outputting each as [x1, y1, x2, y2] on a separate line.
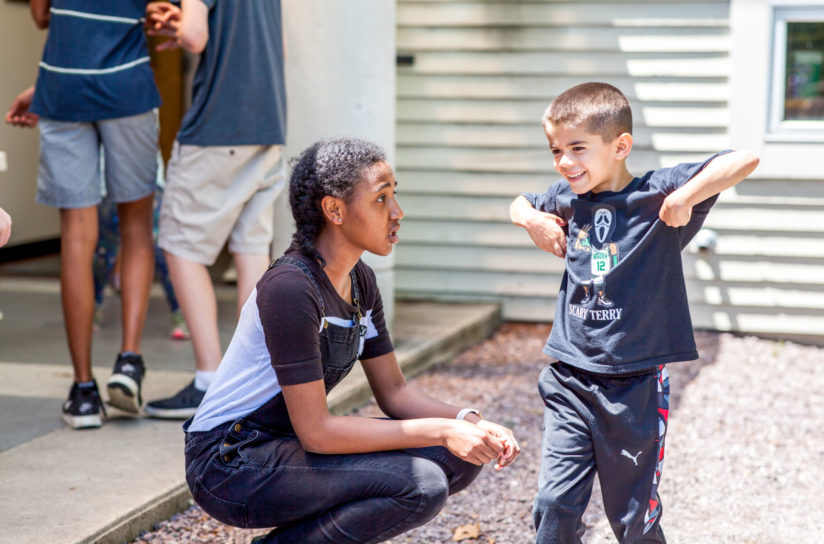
[276, 0, 397, 328]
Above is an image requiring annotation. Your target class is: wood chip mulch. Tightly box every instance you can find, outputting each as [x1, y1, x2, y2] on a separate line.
[132, 324, 824, 544]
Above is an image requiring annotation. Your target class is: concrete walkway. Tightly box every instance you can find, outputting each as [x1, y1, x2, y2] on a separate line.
[0, 273, 500, 544]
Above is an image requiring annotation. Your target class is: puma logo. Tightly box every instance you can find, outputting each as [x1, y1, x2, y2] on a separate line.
[621, 449, 642, 466]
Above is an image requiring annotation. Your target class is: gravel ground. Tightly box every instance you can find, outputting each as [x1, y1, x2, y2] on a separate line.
[132, 324, 824, 544]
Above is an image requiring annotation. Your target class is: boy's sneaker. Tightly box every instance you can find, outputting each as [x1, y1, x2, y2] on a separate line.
[106, 353, 145, 413]
[62, 381, 106, 429]
[144, 380, 205, 419]
[170, 310, 190, 341]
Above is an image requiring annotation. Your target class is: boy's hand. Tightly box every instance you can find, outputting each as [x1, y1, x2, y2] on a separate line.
[510, 195, 567, 257]
[525, 213, 568, 257]
[659, 191, 692, 227]
[5, 86, 38, 128]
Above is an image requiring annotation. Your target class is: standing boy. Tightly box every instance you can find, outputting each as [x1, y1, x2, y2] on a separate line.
[142, 0, 287, 418]
[6, 0, 160, 428]
[510, 82, 758, 543]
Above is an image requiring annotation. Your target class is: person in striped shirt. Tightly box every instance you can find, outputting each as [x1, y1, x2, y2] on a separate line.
[6, 0, 162, 429]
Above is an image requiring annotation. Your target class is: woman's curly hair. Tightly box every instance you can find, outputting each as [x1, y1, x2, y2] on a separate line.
[289, 137, 387, 265]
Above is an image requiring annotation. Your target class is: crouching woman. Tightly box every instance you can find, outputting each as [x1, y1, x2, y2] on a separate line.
[183, 137, 520, 543]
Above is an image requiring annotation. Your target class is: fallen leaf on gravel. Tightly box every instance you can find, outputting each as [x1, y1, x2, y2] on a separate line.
[453, 522, 481, 540]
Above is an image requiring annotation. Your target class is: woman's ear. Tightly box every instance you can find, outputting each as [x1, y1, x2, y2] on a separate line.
[321, 195, 344, 225]
[613, 132, 633, 160]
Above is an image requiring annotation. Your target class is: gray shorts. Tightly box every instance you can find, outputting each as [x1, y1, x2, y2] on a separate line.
[36, 110, 159, 209]
[158, 143, 286, 265]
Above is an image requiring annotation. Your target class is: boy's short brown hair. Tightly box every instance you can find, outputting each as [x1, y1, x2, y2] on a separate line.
[542, 82, 632, 142]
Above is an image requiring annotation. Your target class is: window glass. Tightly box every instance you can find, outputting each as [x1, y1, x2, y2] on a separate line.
[784, 22, 824, 121]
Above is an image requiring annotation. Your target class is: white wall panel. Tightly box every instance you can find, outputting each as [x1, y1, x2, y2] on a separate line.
[395, 0, 824, 342]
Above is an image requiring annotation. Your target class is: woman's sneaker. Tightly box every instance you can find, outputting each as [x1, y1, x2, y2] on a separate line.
[62, 381, 106, 429]
[144, 380, 205, 419]
[106, 353, 145, 413]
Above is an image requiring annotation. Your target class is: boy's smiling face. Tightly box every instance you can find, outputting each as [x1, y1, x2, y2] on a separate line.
[544, 122, 633, 194]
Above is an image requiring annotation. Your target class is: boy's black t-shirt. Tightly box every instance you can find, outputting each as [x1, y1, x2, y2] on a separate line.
[524, 153, 725, 375]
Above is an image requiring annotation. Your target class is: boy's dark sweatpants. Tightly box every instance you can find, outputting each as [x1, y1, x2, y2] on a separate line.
[533, 361, 670, 544]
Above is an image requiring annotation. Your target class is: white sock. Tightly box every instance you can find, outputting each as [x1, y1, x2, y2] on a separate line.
[194, 370, 216, 392]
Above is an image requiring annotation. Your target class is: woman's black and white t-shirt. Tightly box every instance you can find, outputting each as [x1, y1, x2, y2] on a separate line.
[189, 248, 394, 433]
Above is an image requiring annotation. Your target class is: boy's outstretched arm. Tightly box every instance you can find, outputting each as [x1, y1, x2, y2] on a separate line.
[510, 195, 568, 258]
[659, 150, 759, 228]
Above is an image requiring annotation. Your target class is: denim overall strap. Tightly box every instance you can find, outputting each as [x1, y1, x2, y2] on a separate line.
[350, 268, 362, 322]
[271, 256, 362, 325]
[269, 256, 324, 314]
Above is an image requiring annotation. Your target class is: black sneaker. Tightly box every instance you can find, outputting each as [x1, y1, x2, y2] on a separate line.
[106, 353, 145, 413]
[144, 380, 205, 419]
[62, 381, 106, 429]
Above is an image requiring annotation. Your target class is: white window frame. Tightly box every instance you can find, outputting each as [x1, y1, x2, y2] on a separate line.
[767, 6, 824, 142]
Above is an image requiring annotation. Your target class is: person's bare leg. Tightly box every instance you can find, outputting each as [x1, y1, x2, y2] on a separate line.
[164, 251, 222, 372]
[142, 250, 221, 418]
[60, 206, 109, 428]
[60, 206, 98, 383]
[116, 194, 154, 354]
[232, 252, 270, 317]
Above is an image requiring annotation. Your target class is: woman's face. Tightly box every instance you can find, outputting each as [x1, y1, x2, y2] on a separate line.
[339, 160, 404, 257]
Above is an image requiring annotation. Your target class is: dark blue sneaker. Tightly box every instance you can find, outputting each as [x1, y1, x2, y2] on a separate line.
[106, 353, 145, 413]
[144, 380, 205, 419]
[62, 381, 106, 429]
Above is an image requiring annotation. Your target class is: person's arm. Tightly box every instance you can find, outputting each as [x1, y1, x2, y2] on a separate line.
[659, 150, 759, 228]
[176, 0, 208, 52]
[5, 86, 38, 128]
[362, 351, 520, 469]
[510, 195, 568, 258]
[0, 207, 11, 248]
[280, 370, 505, 467]
[30, 0, 50, 29]
[146, 0, 208, 53]
[261, 265, 514, 466]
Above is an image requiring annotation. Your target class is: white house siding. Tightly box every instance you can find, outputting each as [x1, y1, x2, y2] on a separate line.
[395, 0, 824, 342]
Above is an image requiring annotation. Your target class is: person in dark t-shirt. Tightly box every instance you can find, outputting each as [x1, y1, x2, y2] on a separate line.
[510, 82, 759, 544]
[143, 0, 288, 418]
[184, 137, 520, 543]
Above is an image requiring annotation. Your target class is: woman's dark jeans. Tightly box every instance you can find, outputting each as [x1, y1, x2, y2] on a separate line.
[184, 418, 483, 543]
